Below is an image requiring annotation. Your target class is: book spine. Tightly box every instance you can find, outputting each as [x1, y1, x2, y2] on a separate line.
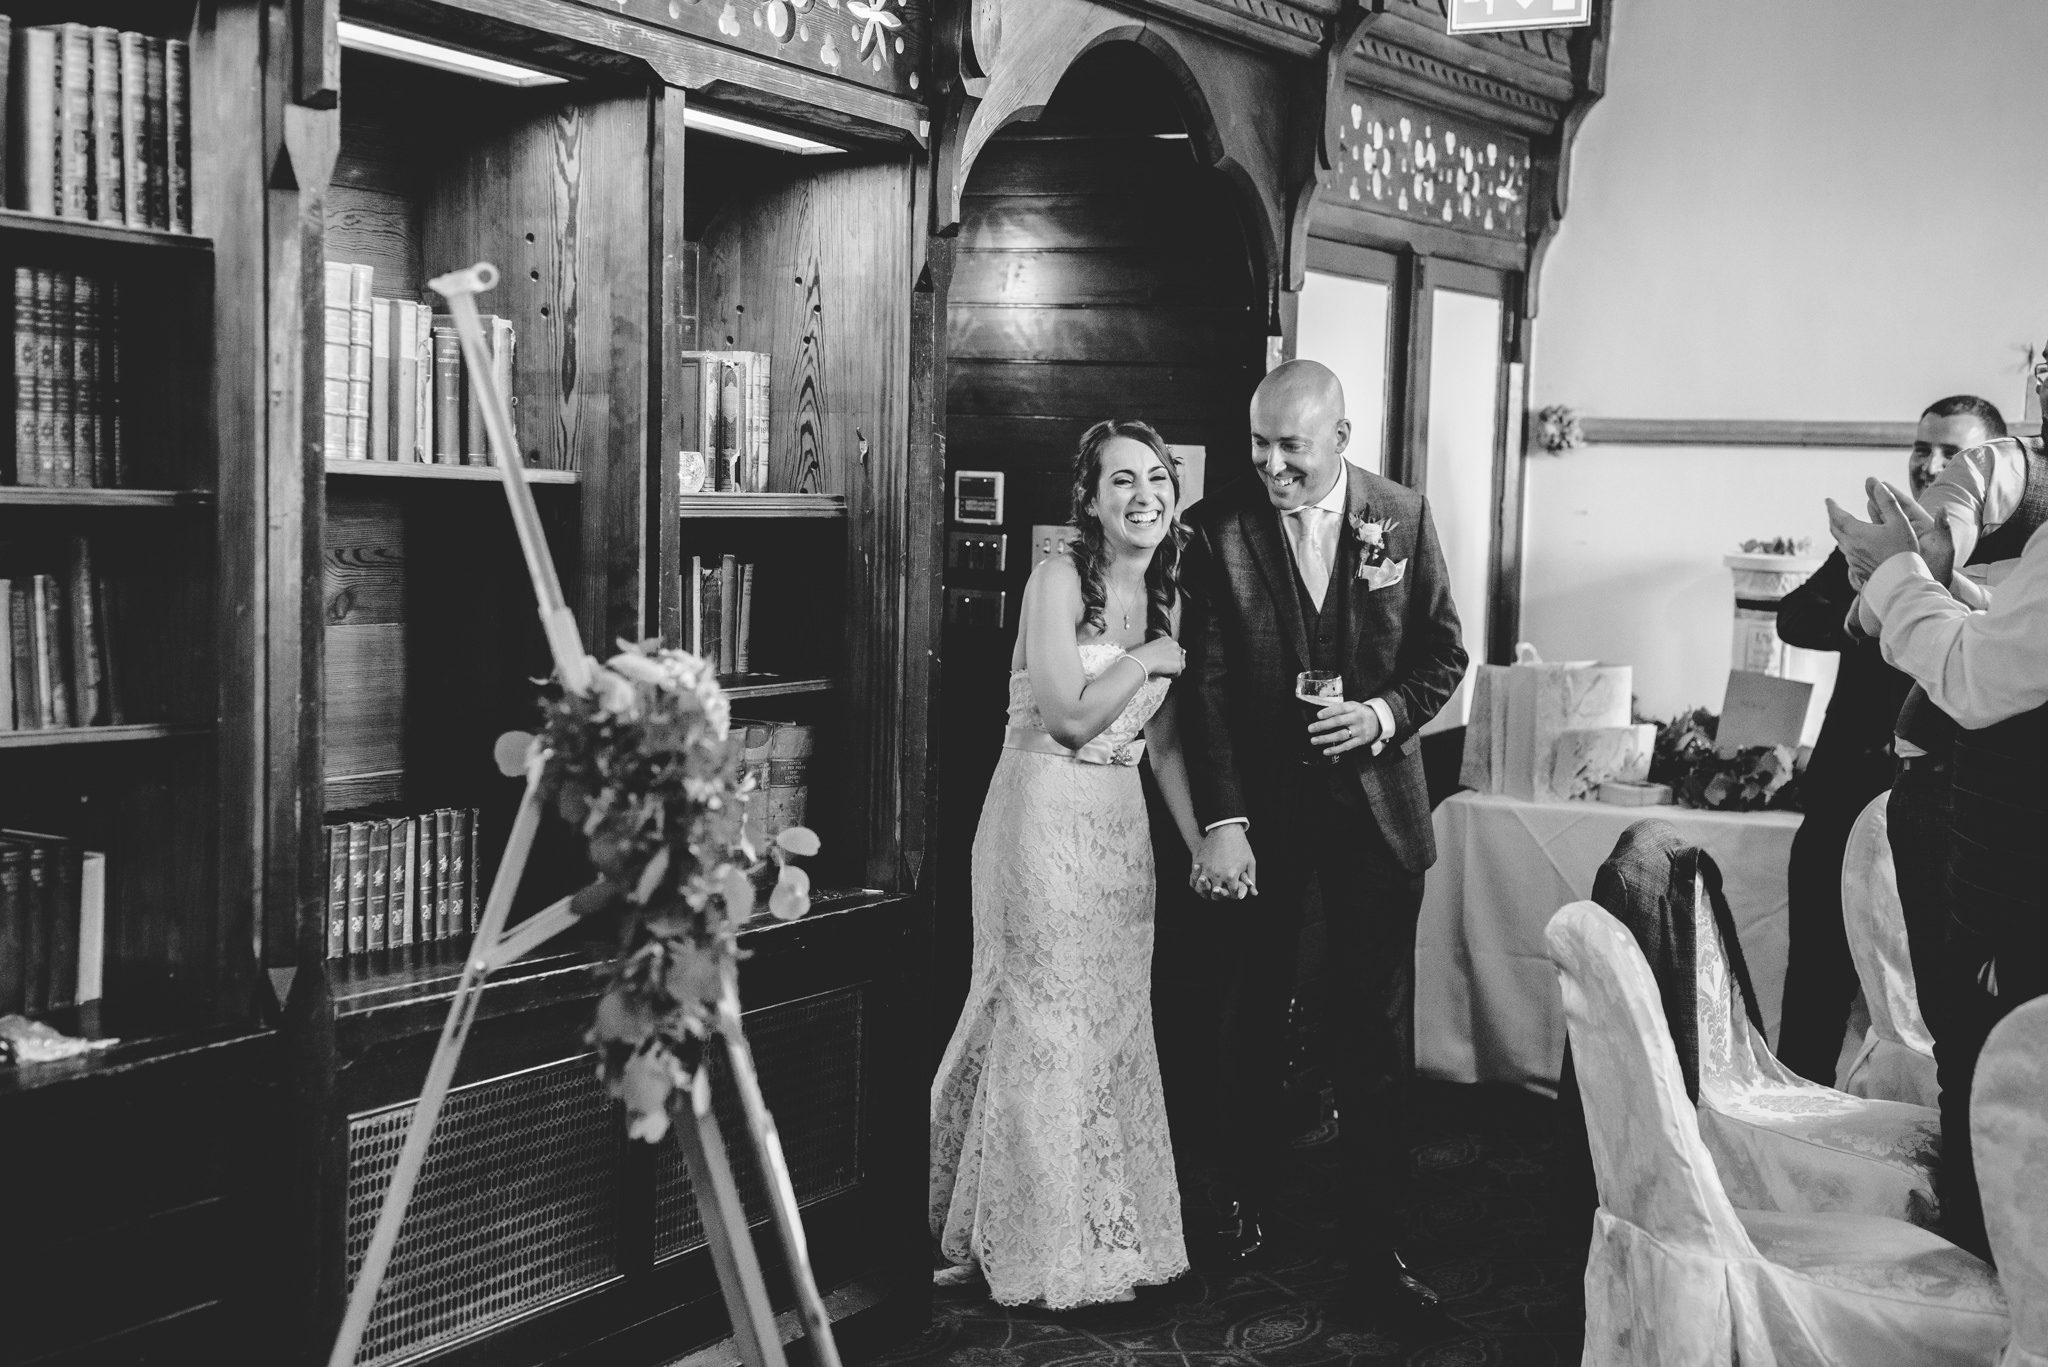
[736, 561, 754, 674]
[697, 355, 721, 491]
[413, 306, 433, 462]
[450, 808, 470, 935]
[70, 272, 96, 487]
[14, 28, 56, 216]
[366, 818, 390, 953]
[19, 843, 49, 1012]
[141, 37, 164, 229]
[66, 536, 101, 725]
[325, 823, 346, 958]
[75, 848, 103, 1002]
[390, 815, 413, 949]
[53, 25, 90, 220]
[91, 569, 119, 724]
[48, 270, 72, 486]
[720, 553, 739, 674]
[467, 809, 480, 933]
[345, 819, 369, 957]
[716, 357, 742, 491]
[346, 264, 372, 462]
[371, 298, 392, 461]
[432, 325, 461, 464]
[9, 582, 35, 729]
[45, 838, 79, 1010]
[701, 563, 722, 675]
[30, 269, 55, 486]
[766, 723, 816, 836]
[434, 809, 453, 940]
[0, 19, 13, 211]
[748, 352, 770, 492]
[487, 315, 516, 466]
[31, 572, 65, 728]
[322, 263, 351, 459]
[116, 31, 144, 228]
[461, 319, 483, 465]
[13, 267, 35, 485]
[0, 846, 24, 1012]
[88, 27, 120, 226]
[0, 579, 12, 729]
[101, 278, 119, 486]
[686, 555, 703, 656]
[389, 300, 416, 464]
[164, 40, 188, 233]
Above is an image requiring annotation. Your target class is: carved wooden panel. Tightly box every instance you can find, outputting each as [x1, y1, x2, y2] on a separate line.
[1320, 84, 1529, 240]
[565, 0, 930, 99]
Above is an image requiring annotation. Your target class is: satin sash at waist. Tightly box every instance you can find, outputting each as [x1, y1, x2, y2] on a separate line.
[1002, 726, 1144, 767]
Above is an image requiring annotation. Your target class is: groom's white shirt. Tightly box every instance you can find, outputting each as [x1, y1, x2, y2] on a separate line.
[1202, 465, 1394, 835]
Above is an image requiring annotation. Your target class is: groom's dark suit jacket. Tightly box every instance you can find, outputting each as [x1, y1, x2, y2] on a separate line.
[1179, 466, 1468, 874]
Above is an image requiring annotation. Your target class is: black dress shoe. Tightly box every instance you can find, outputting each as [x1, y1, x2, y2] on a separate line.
[1340, 1254, 1450, 1338]
[1211, 1199, 1265, 1266]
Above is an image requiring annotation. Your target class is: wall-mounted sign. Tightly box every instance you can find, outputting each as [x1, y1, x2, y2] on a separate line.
[1448, 0, 1592, 34]
[952, 470, 1005, 525]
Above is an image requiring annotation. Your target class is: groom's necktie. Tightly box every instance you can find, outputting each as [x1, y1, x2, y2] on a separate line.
[1286, 506, 1333, 612]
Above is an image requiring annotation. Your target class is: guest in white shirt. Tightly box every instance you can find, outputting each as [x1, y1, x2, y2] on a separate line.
[1830, 482, 2048, 1263]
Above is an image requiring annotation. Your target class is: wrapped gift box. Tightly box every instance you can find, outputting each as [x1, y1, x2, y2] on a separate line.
[1547, 723, 1658, 802]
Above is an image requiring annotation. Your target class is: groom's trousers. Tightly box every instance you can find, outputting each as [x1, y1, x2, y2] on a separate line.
[1214, 768, 1425, 1260]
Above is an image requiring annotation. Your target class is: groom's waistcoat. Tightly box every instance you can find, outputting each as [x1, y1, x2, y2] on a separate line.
[1293, 555, 1349, 769]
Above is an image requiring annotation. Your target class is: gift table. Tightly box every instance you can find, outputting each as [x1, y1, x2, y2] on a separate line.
[1415, 791, 1802, 1094]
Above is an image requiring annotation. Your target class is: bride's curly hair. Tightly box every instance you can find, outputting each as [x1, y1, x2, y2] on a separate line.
[1067, 418, 1186, 641]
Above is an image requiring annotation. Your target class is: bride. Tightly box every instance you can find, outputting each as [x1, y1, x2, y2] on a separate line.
[929, 418, 1203, 1310]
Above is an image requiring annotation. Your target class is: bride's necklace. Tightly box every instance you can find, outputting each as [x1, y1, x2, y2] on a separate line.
[1108, 577, 1141, 633]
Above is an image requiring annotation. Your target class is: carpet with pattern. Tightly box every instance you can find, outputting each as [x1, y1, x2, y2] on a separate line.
[870, 1082, 1587, 1367]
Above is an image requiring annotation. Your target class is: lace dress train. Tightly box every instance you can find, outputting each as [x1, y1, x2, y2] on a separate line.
[928, 643, 1190, 1308]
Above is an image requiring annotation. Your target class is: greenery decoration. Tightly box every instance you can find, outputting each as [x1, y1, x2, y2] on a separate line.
[536, 641, 818, 1144]
[1643, 706, 1804, 813]
[1737, 536, 1814, 556]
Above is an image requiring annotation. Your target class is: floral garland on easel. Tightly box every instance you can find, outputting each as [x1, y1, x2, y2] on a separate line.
[1643, 706, 1805, 813]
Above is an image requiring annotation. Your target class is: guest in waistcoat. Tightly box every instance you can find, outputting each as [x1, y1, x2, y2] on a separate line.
[1830, 467, 2048, 1262]
[1773, 396, 2003, 1083]
[1176, 360, 1467, 1333]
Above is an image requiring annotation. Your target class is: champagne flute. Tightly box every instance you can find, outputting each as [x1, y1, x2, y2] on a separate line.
[1295, 669, 1344, 764]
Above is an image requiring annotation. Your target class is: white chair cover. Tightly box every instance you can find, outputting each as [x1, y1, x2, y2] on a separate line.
[1838, 790, 1942, 1107]
[1974, 996, 2048, 1367]
[1691, 872, 1944, 1226]
[1549, 901, 2009, 1367]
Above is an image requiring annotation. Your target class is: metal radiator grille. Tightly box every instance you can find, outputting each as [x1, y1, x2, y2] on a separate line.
[653, 986, 865, 1261]
[346, 1054, 621, 1366]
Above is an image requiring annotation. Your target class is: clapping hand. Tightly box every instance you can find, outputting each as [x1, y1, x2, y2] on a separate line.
[1827, 478, 1942, 588]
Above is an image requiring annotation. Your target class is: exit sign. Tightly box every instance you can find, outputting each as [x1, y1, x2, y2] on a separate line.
[1448, 0, 1592, 34]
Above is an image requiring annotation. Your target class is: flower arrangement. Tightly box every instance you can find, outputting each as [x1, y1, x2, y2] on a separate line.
[1643, 706, 1804, 812]
[1534, 404, 1584, 454]
[535, 640, 818, 1144]
[1737, 536, 1813, 557]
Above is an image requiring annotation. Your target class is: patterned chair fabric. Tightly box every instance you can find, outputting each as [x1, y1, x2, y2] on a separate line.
[1548, 901, 2009, 1367]
[1839, 790, 1942, 1107]
[1973, 996, 2048, 1367]
[1690, 868, 1945, 1227]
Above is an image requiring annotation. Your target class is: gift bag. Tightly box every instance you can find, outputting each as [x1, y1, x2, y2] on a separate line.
[1502, 659, 1633, 802]
[1459, 664, 1511, 793]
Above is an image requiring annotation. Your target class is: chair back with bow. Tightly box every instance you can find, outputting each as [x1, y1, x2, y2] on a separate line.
[1974, 995, 2048, 1366]
[1840, 791, 1940, 1106]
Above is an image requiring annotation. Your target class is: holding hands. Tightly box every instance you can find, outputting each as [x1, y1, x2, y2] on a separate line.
[1190, 823, 1256, 902]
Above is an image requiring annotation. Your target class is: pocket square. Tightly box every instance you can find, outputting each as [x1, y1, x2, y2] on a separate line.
[1360, 557, 1407, 591]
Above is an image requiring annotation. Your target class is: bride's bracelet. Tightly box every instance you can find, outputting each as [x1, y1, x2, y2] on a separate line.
[1112, 653, 1150, 686]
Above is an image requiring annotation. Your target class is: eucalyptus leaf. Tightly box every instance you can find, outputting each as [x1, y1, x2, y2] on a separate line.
[774, 826, 821, 859]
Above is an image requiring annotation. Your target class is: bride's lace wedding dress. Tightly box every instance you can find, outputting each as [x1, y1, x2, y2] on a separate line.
[929, 641, 1189, 1309]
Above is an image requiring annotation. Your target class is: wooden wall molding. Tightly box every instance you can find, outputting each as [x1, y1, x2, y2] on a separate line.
[1111, 0, 1332, 58]
[1350, 28, 1562, 134]
[1567, 418, 2043, 449]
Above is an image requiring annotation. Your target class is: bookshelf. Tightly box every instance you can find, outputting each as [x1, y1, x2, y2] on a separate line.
[0, 2, 276, 1362]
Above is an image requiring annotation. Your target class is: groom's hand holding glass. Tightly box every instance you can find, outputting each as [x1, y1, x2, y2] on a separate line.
[1299, 669, 1382, 759]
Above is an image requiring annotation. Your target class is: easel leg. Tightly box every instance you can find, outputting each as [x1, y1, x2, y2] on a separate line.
[720, 1005, 844, 1367]
[326, 764, 549, 1367]
[677, 1073, 790, 1367]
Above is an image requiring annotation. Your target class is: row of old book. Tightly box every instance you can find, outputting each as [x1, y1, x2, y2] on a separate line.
[733, 720, 815, 854]
[0, 830, 103, 1017]
[679, 350, 771, 493]
[322, 807, 481, 963]
[8, 266, 122, 487]
[2, 19, 193, 232]
[688, 554, 760, 677]
[1, 536, 118, 731]
[323, 260, 521, 467]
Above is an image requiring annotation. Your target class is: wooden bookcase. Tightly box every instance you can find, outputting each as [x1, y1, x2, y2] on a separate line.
[0, 2, 277, 1362]
[281, 6, 937, 1366]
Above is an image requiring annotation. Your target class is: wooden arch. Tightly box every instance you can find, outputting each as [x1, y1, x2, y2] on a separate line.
[933, 0, 1296, 322]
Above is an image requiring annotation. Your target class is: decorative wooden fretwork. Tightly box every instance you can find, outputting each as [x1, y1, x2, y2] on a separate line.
[1352, 30, 1563, 129]
[1320, 84, 1530, 239]
[567, 0, 931, 99]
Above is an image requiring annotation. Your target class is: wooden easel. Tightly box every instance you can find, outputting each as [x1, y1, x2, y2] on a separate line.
[327, 264, 843, 1367]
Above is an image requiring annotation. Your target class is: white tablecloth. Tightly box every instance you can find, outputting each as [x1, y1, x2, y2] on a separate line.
[1416, 791, 1801, 1094]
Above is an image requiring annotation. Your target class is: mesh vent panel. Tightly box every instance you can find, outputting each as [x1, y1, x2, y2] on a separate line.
[346, 1055, 620, 1365]
[653, 986, 865, 1261]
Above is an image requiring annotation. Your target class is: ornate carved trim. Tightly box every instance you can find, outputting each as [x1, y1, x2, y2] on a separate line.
[1351, 31, 1561, 132]
[1319, 84, 1530, 240]
[1106, 0, 1330, 58]
[1391, 0, 1573, 77]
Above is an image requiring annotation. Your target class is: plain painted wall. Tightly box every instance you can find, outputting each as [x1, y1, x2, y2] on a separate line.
[1524, 0, 2048, 720]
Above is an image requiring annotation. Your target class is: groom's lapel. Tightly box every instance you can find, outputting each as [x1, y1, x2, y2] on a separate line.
[1338, 468, 1371, 664]
[1241, 501, 1311, 669]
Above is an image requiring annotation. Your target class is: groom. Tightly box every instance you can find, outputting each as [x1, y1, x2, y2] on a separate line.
[1178, 359, 1467, 1323]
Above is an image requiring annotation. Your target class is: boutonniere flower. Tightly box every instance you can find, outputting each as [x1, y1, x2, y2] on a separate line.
[1350, 512, 1400, 570]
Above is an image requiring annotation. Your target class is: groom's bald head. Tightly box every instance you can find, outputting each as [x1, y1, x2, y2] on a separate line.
[1250, 360, 1350, 511]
